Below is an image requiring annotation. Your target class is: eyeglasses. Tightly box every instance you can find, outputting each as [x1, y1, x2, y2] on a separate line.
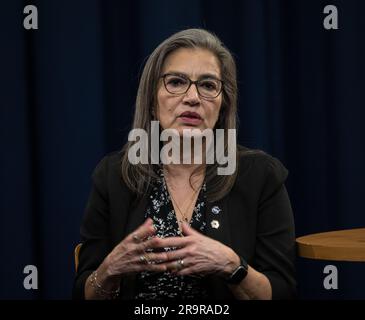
[161, 73, 223, 99]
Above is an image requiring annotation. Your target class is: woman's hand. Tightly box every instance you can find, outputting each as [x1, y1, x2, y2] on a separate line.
[156, 222, 240, 278]
[102, 218, 169, 277]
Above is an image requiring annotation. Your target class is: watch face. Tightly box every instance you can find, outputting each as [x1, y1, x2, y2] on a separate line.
[232, 266, 246, 281]
[228, 258, 248, 284]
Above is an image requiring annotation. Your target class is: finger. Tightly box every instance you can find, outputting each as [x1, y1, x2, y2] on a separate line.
[136, 262, 168, 273]
[147, 236, 190, 249]
[147, 264, 168, 272]
[165, 248, 190, 262]
[132, 251, 167, 267]
[174, 267, 196, 276]
[136, 235, 187, 253]
[181, 221, 199, 236]
[136, 236, 162, 252]
[164, 258, 188, 272]
[143, 251, 169, 264]
[128, 218, 156, 243]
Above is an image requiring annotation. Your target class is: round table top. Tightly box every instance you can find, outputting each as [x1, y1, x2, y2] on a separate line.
[296, 228, 365, 262]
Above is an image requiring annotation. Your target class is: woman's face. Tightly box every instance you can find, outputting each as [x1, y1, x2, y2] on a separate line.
[156, 48, 223, 135]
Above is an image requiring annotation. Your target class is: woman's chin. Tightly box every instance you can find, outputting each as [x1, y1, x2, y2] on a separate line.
[159, 124, 211, 137]
[177, 125, 207, 134]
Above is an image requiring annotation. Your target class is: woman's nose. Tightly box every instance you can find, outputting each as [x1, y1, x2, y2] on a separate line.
[182, 84, 201, 104]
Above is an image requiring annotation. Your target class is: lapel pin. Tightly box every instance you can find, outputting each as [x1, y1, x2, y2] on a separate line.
[211, 220, 220, 229]
[211, 206, 221, 215]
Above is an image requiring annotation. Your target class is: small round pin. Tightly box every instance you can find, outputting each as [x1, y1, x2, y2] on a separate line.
[211, 220, 220, 229]
[211, 206, 221, 215]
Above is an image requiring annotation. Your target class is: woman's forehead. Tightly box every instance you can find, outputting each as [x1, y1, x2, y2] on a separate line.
[162, 48, 221, 78]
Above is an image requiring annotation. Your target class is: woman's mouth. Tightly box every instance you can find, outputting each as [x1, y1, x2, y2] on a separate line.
[179, 111, 203, 125]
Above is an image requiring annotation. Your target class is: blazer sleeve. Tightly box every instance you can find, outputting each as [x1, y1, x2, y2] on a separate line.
[72, 156, 112, 299]
[253, 156, 297, 299]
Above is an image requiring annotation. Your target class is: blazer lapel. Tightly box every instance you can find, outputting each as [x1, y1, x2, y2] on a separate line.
[203, 196, 237, 299]
[123, 194, 149, 237]
[205, 196, 232, 248]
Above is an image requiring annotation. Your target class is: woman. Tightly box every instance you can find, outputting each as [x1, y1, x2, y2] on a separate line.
[73, 29, 296, 300]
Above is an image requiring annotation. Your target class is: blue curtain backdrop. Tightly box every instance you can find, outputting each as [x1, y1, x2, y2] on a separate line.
[1, 0, 364, 299]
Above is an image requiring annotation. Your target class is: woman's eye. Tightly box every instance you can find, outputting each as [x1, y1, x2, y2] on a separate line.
[168, 78, 186, 86]
[200, 81, 217, 91]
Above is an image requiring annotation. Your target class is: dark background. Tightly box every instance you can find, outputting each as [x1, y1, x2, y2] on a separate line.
[1, 0, 364, 299]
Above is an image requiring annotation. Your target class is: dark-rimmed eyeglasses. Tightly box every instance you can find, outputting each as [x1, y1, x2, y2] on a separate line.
[161, 73, 223, 99]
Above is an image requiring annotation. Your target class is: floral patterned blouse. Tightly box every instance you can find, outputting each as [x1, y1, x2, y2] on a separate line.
[134, 168, 209, 299]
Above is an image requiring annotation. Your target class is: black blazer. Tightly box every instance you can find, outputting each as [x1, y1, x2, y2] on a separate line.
[73, 145, 297, 299]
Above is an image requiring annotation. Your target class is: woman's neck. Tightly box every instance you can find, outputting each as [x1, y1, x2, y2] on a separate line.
[163, 163, 206, 190]
[163, 163, 204, 178]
